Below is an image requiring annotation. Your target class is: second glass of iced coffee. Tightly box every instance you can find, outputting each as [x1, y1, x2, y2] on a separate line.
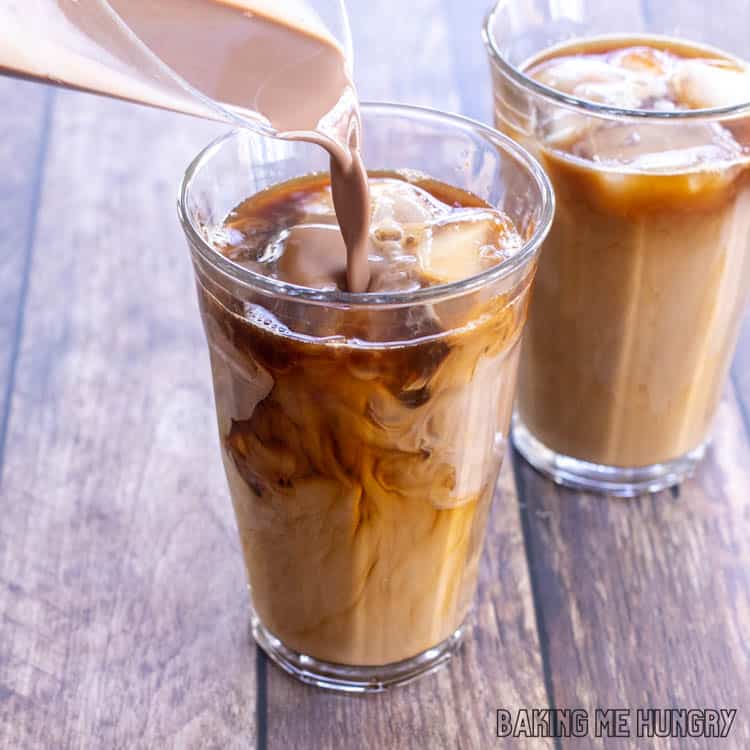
[179, 105, 553, 691]
[485, 0, 750, 496]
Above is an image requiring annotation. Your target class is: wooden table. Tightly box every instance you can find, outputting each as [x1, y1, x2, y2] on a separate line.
[2, 2, 750, 748]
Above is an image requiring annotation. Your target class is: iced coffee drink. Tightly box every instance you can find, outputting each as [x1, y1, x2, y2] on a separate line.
[202, 173, 526, 666]
[180, 107, 552, 690]
[485, 4, 750, 495]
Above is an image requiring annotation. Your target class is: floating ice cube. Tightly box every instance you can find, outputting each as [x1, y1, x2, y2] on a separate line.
[366, 251, 422, 293]
[572, 120, 744, 170]
[539, 108, 597, 149]
[418, 211, 520, 285]
[534, 57, 627, 95]
[298, 190, 339, 223]
[575, 76, 668, 108]
[367, 179, 457, 290]
[276, 224, 347, 289]
[611, 46, 670, 77]
[369, 178, 448, 227]
[366, 181, 521, 288]
[533, 48, 675, 110]
[670, 59, 750, 109]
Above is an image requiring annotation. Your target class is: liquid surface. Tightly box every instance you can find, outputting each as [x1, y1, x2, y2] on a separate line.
[214, 173, 524, 293]
[525, 38, 750, 171]
[528, 37, 750, 111]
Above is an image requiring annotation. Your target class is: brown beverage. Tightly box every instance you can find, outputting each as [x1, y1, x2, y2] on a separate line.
[491, 36, 750, 478]
[193, 172, 531, 665]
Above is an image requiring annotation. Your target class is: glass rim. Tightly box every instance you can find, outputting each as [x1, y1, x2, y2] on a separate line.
[482, 0, 750, 122]
[177, 102, 554, 308]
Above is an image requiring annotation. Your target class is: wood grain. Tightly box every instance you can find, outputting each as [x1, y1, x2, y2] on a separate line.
[0, 90, 261, 749]
[515, 385, 750, 749]
[440, 0, 494, 122]
[732, 312, 750, 434]
[641, 0, 750, 59]
[0, 80, 52, 465]
[263, 2, 552, 749]
[2, 2, 749, 749]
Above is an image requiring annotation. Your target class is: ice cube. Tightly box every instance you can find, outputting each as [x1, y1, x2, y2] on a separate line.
[276, 224, 347, 289]
[534, 57, 627, 95]
[611, 46, 670, 77]
[366, 252, 422, 293]
[369, 178, 448, 226]
[671, 59, 750, 109]
[366, 179, 457, 290]
[297, 189, 339, 223]
[418, 211, 519, 285]
[574, 75, 668, 108]
[533, 50, 669, 109]
[572, 120, 743, 169]
[539, 108, 597, 149]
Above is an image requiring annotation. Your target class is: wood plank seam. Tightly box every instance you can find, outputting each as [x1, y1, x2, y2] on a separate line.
[641, 0, 654, 24]
[256, 644, 268, 750]
[438, 0, 488, 122]
[0, 88, 55, 482]
[731, 371, 750, 445]
[511, 447, 563, 750]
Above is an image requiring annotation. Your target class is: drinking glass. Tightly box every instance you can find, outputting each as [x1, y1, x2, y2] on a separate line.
[484, 0, 750, 496]
[178, 104, 553, 691]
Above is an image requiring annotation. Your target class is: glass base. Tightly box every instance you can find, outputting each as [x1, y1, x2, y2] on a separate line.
[512, 416, 707, 498]
[251, 616, 464, 693]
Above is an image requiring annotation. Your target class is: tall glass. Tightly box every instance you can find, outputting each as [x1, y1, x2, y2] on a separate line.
[484, 0, 750, 496]
[178, 104, 553, 692]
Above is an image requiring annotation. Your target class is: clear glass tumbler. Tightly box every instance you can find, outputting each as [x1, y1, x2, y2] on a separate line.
[178, 104, 553, 691]
[484, 0, 750, 496]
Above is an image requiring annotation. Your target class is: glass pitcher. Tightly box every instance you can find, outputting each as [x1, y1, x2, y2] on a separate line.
[0, 0, 353, 134]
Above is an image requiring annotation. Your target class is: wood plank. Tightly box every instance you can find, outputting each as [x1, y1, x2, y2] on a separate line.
[732, 313, 750, 436]
[0, 89, 261, 748]
[515, 384, 750, 749]
[349, 0, 457, 111]
[641, 0, 750, 59]
[264, 2, 552, 748]
[0, 79, 52, 467]
[440, 0, 495, 122]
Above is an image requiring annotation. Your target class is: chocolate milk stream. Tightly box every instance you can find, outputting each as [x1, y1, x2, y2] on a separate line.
[0, 0, 371, 290]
